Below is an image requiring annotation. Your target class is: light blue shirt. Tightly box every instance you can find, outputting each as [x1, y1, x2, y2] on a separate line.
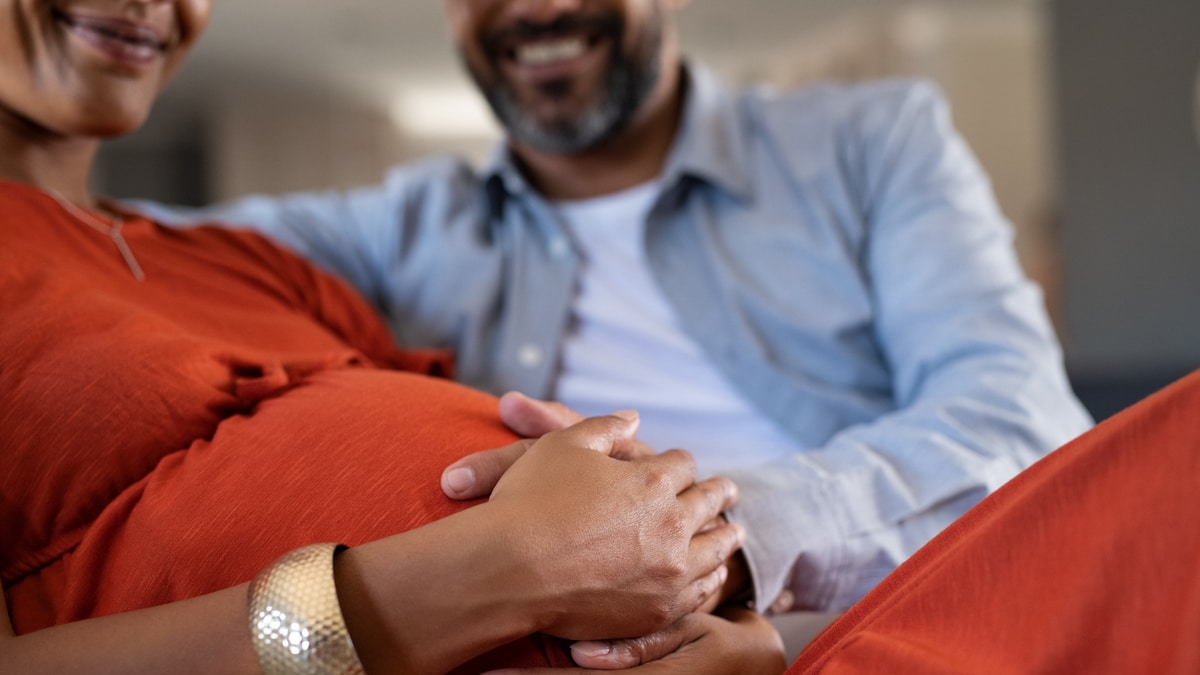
[142, 65, 1093, 612]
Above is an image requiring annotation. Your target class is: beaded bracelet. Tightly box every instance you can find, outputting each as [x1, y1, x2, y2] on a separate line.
[247, 543, 366, 675]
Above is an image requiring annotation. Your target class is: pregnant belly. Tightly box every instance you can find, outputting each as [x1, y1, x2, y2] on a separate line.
[8, 368, 516, 629]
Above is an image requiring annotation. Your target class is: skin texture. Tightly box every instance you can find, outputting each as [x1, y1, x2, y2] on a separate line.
[0, 0, 208, 204]
[0, 1, 747, 673]
[448, 392, 753, 613]
[448, 394, 782, 674]
[334, 415, 746, 674]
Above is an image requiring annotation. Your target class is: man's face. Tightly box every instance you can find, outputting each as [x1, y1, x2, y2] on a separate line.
[445, 0, 670, 154]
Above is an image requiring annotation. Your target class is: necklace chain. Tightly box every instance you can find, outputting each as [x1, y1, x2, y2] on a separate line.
[49, 191, 146, 281]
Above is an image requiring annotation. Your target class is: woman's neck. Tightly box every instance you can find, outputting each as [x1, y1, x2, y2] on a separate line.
[0, 109, 100, 206]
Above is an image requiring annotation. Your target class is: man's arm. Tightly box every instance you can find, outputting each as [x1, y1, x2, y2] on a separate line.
[720, 81, 1093, 612]
[130, 156, 484, 323]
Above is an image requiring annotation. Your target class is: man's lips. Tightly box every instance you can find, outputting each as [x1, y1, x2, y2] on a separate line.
[498, 33, 610, 85]
[514, 36, 591, 67]
[485, 14, 619, 70]
[53, 8, 170, 65]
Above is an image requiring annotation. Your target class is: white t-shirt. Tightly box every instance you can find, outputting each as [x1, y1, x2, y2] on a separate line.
[553, 181, 800, 475]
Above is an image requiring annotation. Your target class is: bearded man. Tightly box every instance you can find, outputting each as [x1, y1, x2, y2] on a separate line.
[149, 0, 1092, 669]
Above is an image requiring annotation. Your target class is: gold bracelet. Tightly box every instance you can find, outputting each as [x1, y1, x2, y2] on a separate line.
[247, 543, 366, 675]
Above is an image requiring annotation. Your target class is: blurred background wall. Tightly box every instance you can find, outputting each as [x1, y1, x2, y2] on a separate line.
[94, 0, 1200, 419]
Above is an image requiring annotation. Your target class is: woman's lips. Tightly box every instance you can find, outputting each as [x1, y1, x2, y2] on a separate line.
[53, 9, 169, 67]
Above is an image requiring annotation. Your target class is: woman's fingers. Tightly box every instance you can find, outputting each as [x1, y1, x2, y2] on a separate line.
[443, 411, 642, 500]
[678, 476, 739, 529]
[688, 563, 730, 614]
[640, 448, 699, 496]
[677, 479, 744, 612]
[440, 439, 534, 499]
[500, 393, 658, 459]
[685, 523, 745, 608]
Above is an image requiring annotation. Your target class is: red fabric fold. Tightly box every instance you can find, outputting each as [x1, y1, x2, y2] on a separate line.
[1, 182, 568, 671]
[789, 370, 1200, 674]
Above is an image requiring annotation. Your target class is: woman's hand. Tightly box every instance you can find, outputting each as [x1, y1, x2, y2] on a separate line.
[485, 412, 745, 640]
[441, 392, 656, 499]
[483, 607, 788, 675]
[442, 393, 755, 621]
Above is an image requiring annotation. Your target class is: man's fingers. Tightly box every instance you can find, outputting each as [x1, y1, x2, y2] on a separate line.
[678, 476, 739, 531]
[441, 439, 533, 499]
[570, 615, 707, 670]
[498, 391, 584, 437]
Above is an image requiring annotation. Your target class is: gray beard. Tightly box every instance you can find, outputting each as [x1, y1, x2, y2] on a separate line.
[467, 7, 664, 155]
[482, 49, 660, 155]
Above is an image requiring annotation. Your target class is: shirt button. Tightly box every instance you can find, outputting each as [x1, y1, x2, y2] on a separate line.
[768, 590, 795, 614]
[517, 344, 544, 369]
[548, 237, 570, 259]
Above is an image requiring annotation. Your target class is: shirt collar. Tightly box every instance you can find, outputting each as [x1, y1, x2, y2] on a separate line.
[661, 62, 753, 200]
[481, 60, 753, 207]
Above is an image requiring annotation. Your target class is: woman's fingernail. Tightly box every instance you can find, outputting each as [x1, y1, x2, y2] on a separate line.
[571, 641, 613, 658]
[612, 409, 638, 422]
[443, 467, 475, 494]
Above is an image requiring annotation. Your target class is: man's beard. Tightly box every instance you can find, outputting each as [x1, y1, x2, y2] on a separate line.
[464, 8, 664, 155]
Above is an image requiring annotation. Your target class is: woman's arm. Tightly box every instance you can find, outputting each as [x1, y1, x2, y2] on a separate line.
[1, 414, 742, 675]
[338, 413, 743, 673]
[0, 584, 259, 675]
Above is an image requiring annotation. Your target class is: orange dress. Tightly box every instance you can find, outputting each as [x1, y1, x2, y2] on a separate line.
[0, 181, 570, 671]
[789, 369, 1200, 674]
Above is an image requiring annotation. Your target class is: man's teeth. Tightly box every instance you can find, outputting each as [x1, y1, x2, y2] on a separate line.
[515, 38, 587, 66]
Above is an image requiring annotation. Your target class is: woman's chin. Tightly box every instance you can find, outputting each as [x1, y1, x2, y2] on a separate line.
[61, 108, 152, 140]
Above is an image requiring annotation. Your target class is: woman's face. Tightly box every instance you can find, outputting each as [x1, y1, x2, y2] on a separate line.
[0, 0, 210, 139]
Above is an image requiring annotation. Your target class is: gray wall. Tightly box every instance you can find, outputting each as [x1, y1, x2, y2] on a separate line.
[93, 97, 210, 207]
[1052, 0, 1200, 388]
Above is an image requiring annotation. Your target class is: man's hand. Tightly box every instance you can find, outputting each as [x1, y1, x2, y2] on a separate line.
[441, 392, 654, 500]
[482, 607, 787, 675]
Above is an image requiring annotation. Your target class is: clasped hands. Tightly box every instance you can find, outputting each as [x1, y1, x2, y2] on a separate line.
[441, 393, 786, 675]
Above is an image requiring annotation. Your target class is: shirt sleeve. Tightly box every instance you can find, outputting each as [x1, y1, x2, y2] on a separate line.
[721, 82, 1093, 613]
[128, 157, 481, 318]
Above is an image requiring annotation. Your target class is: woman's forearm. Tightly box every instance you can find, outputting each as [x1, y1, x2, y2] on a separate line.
[1, 510, 538, 675]
[0, 505, 547, 675]
[335, 501, 544, 674]
[0, 585, 259, 675]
